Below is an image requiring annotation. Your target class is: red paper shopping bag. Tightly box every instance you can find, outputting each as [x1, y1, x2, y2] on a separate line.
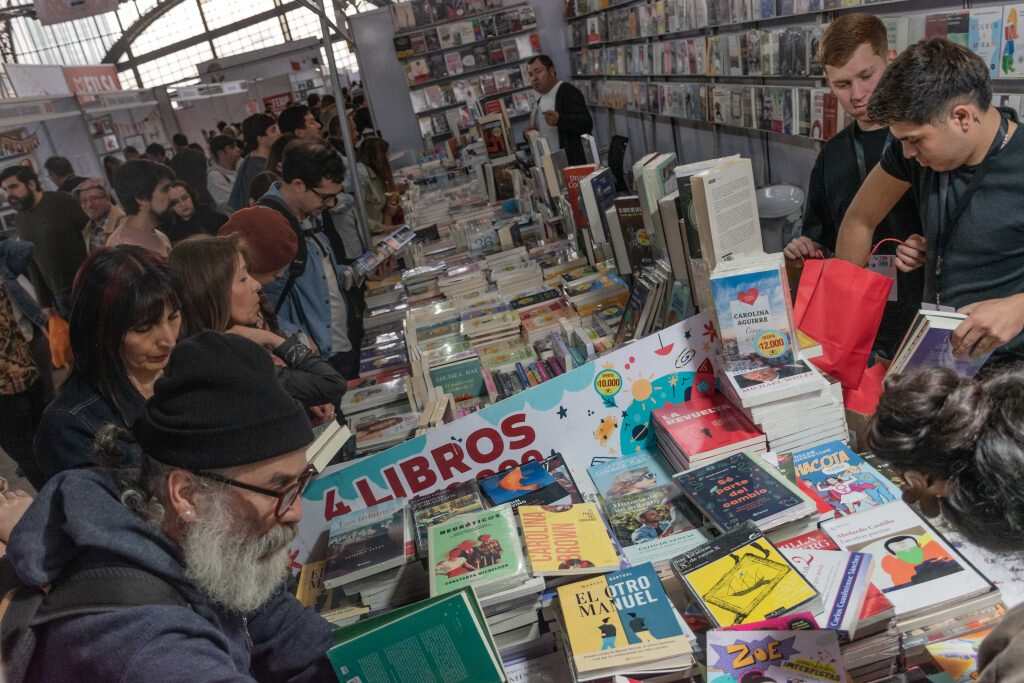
[792, 254, 893, 389]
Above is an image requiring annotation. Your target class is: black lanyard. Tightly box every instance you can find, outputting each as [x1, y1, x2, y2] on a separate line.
[933, 114, 1010, 304]
[851, 124, 895, 240]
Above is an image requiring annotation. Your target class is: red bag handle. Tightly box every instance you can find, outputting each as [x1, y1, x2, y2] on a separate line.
[870, 238, 904, 256]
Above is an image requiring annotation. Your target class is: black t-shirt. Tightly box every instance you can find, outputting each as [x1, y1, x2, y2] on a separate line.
[880, 107, 1024, 358]
[802, 123, 924, 357]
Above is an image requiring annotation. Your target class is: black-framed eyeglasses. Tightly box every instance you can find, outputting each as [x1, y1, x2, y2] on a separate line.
[309, 187, 339, 208]
[191, 464, 317, 518]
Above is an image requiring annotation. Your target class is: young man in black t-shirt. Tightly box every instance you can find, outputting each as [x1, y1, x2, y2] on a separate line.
[784, 14, 923, 357]
[837, 39, 1024, 362]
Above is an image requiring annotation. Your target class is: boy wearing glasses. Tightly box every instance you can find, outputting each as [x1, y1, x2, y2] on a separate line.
[8, 332, 336, 681]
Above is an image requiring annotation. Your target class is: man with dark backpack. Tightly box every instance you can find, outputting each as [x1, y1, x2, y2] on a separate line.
[257, 140, 357, 372]
[1, 332, 336, 682]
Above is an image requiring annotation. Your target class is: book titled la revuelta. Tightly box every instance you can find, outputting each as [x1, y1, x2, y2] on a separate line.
[519, 503, 620, 576]
[557, 562, 695, 676]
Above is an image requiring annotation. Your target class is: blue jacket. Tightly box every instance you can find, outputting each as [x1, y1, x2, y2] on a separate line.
[0, 239, 46, 331]
[8, 469, 336, 682]
[260, 183, 350, 357]
[33, 372, 145, 483]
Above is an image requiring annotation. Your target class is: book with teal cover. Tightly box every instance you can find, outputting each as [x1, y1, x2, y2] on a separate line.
[327, 587, 506, 682]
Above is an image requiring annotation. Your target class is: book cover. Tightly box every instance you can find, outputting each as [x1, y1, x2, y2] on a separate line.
[519, 503, 620, 575]
[588, 452, 676, 500]
[674, 453, 810, 532]
[429, 355, 485, 402]
[409, 479, 485, 557]
[821, 501, 993, 617]
[970, 8, 1003, 79]
[725, 611, 820, 631]
[558, 562, 693, 674]
[479, 460, 569, 507]
[779, 548, 873, 639]
[671, 523, 819, 627]
[711, 260, 798, 370]
[925, 628, 991, 682]
[614, 195, 653, 272]
[653, 393, 764, 459]
[427, 505, 526, 597]
[323, 499, 412, 587]
[791, 440, 902, 516]
[901, 318, 992, 377]
[327, 588, 504, 683]
[563, 164, 598, 232]
[706, 629, 846, 682]
[602, 486, 707, 565]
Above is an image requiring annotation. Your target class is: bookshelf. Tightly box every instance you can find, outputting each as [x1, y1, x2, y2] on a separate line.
[389, 0, 548, 145]
[564, 0, 1024, 147]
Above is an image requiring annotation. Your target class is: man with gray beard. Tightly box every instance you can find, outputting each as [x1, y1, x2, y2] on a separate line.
[6, 332, 336, 682]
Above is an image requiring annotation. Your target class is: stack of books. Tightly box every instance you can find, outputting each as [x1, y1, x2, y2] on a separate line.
[408, 479, 485, 558]
[821, 501, 1000, 649]
[673, 452, 816, 534]
[556, 562, 698, 682]
[322, 499, 427, 614]
[461, 309, 522, 348]
[888, 307, 993, 378]
[491, 262, 544, 300]
[651, 391, 767, 470]
[787, 440, 904, 521]
[706, 628, 848, 683]
[588, 452, 707, 568]
[439, 263, 488, 299]
[518, 298, 577, 345]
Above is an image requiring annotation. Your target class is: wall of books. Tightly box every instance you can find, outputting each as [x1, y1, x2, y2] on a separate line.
[389, 1, 546, 143]
[565, 0, 1024, 186]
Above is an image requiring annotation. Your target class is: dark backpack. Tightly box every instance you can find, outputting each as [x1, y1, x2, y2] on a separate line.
[0, 557, 187, 683]
[257, 194, 311, 315]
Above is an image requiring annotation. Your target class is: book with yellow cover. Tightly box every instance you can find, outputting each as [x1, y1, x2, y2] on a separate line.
[519, 503, 620, 576]
[556, 562, 695, 680]
[670, 522, 819, 628]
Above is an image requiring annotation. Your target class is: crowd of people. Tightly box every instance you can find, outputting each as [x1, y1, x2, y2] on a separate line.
[1, 36, 1024, 681]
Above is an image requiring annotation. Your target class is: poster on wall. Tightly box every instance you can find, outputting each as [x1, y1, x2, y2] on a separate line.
[263, 92, 293, 115]
[290, 312, 721, 569]
[63, 65, 122, 104]
[0, 128, 41, 162]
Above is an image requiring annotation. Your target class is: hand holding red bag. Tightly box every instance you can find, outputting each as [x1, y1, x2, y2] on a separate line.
[791, 240, 900, 389]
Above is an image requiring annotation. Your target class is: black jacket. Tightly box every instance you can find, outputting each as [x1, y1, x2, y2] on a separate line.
[554, 82, 594, 166]
[34, 372, 145, 483]
[272, 333, 347, 408]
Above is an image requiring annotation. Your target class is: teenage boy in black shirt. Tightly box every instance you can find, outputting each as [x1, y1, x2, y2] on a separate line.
[837, 38, 1024, 362]
[784, 13, 923, 358]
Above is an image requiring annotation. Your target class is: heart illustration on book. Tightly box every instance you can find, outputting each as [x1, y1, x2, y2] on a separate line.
[737, 288, 759, 305]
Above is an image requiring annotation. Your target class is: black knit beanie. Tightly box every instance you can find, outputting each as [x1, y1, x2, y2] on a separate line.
[134, 331, 313, 470]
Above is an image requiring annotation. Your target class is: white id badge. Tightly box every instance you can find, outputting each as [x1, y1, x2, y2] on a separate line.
[869, 255, 898, 302]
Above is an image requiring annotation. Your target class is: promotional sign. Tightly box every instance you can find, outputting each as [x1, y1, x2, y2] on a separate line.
[63, 65, 122, 103]
[263, 92, 293, 115]
[291, 313, 720, 569]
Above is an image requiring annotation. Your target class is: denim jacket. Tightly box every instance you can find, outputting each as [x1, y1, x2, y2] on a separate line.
[260, 183, 352, 357]
[34, 372, 145, 484]
[0, 239, 46, 331]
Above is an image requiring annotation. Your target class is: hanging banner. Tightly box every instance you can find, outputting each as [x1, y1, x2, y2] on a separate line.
[34, 0, 119, 26]
[290, 312, 721, 569]
[0, 128, 40, 161]
[263, 92, 293, 115]
[63, 65, 122, 104]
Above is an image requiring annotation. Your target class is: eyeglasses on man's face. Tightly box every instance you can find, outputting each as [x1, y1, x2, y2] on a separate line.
[190, 464, 317, 519]
[309, 186, 340, 209]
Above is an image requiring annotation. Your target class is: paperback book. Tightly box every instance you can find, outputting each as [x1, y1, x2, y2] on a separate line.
[519, 503, 620, 576]
[673, 452, 816, 532]
[821, 501, 994, 619]
[409, 478, 485, 557]
[479, 460, 571, 509]
[602, 486, 707, 565]
[327, 588, 506, 683]
[706, 629, 846, 683]
[791, 440, 903, 517]
[427, 504, 527, 597]
[323, 499, 414, 588]
[779, 547, 873, 640]
[671, 523, 819, 627]
[557, 562, 695, 679]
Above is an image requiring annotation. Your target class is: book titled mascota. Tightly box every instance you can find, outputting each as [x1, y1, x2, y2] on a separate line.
[427, 505, 526, 597]
[557, 562, 693, 676]
[519, 503, 620, 576]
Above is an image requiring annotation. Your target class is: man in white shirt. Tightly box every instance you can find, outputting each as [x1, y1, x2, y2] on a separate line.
[526, 55, 593, 165]
[207, 135, 240, 214]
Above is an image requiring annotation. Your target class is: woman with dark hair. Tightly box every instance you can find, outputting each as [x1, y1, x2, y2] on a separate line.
[247, 171, 278, 207]
[164, 180, 227, 244]
[870, 365, 1024, 681]
[168, 227, 345, 416]
[355, 137, 401, 232]
[34, 245, 181, 481]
